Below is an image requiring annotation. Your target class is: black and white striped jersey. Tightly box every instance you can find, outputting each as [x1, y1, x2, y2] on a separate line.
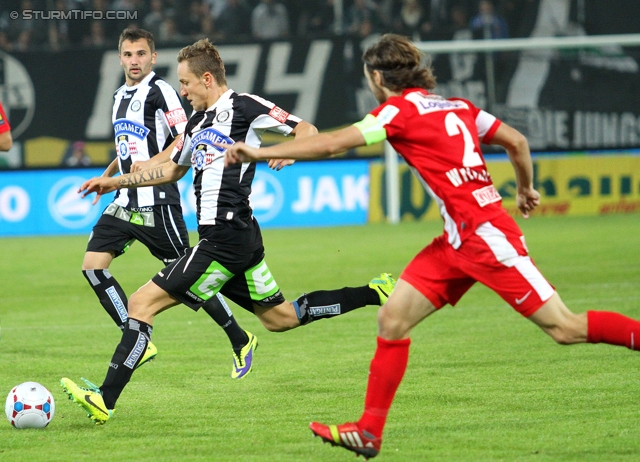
[171, 89, 300, 232]
[112, 71, 188, 209]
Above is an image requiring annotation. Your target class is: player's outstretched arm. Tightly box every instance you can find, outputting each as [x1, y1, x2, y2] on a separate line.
[224, 125, 366, 166]
[489, 123, 540, 218]
[267, 120, 318, 171]
[79, 160, 189, 204]
[0, 130, 12, 151]
[131, 135, 181, 173]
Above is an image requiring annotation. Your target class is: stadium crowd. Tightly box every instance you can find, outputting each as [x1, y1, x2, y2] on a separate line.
[0, 0, 541, 52]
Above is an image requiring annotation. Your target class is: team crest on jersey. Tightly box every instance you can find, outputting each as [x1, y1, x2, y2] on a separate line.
[114, 118, 150, 140]
[0, 113, 4, 125]
[116, 135, 132, 160]
[130, 100, 142, 112]
[192, 144, 209, 169]
[216, 110, 230, 123]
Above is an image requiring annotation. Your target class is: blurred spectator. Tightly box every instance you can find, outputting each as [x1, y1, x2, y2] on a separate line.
[178, 0, 213, 39]
[204, 0, 229, 20]
[47, 0, 69, 51]
[157, 14, 187, 44]
[0, 31, 11, 51]
[392, 0, 426, 40]
[344, 0, 381, 37]
[83, 20, 107, 47]
[62, 141, 92, 167]
[143, 0, 166, 38]
[216, 0, 252, 40]
[449, 3, 472, 39]
[65, 0, 91, 46]
[469, 0, 508, 39]
[3, 0, 48, 51]
[304, 0, 335, 35]
[422, 0, 452, 36]
[251, 0, 290, 40]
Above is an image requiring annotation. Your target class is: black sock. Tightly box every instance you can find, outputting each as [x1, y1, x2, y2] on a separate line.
[82, 269, 128, 330]
[100, 318, 151, 409]
[293, 286, 379, 325]
[201, 294, 249, 354]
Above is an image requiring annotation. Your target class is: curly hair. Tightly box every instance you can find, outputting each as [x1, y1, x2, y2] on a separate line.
[362, 34, 436, 91]
[177, 39, 226, 86]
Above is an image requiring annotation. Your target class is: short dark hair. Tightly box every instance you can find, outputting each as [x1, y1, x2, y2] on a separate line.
[118, 28, 155, 54]
[177, 39, 226, 86]
[362, 34, 436, 91]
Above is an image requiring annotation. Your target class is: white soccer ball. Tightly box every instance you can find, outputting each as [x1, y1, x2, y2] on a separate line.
[5, 382, 55, 429]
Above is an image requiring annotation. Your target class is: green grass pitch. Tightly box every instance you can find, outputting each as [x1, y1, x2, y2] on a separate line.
[1, 214, 639, 461]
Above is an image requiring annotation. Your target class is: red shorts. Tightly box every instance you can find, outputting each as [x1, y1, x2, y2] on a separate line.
[401, 214, 554, 317]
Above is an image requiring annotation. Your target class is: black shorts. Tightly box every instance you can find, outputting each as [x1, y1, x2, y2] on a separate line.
[152, 238, 285, 312]
[87, 203, 189, 264]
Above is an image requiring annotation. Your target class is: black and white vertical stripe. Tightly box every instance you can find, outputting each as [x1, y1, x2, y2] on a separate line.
[172, 89, 300, 226]
[112, 71, 186, 209]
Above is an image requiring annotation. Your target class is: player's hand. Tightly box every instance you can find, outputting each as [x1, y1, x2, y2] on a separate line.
[78, 177, 117, 205]
[219, 141, 261, 167]
[130, 159, 152, 173]
[516, 188, 540, 218]
[267, 159, 295, 170]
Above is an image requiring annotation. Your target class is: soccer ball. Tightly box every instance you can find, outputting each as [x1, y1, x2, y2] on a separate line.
[5, 382, 55, 429]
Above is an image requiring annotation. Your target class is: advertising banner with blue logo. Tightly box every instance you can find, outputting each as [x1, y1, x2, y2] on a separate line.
[0, 160, 369, 237]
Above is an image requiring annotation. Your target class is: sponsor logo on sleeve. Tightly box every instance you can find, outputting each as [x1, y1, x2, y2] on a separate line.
[165, 108, 188, 127]
[376, 105, 400, 126]
[269, 106, 290, 123]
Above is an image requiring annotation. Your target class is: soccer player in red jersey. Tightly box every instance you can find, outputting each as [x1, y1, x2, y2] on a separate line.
[0, 101, 12, 152]
[222, 34, 640, 459]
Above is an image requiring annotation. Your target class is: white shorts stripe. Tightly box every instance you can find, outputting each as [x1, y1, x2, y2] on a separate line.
[475, 221, 519, 267]
[514, 258, 555, 303]
[476, 221, 554, 303]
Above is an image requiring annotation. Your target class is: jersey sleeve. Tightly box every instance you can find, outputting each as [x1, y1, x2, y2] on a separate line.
[171, 112, 203, 167]
[449, 97, 501, 144]
[155, 80, 188, 136]
[353, 102, 404, 145]
[238, 93, 300, 140]
[0, 102, 11, 134]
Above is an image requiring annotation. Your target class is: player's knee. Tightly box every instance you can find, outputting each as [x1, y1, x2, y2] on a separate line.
[127, 291, 146, 318]
[377, 305, 410, 340]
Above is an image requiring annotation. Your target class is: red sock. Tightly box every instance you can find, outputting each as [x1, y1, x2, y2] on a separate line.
[358, 336, 410, 438]
[587, 311, 640, 350]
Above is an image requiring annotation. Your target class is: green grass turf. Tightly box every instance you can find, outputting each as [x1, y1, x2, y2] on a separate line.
[0, 214, 639, 461]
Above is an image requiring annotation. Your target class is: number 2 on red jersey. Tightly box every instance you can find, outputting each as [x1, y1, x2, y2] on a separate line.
[444, 112, 483, 167]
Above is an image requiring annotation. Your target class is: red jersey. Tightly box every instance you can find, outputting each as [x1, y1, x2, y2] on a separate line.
[0, 102, 10, 134]
[370, 88, 504, 249]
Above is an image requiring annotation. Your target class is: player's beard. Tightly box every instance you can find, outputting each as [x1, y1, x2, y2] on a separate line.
[127, 66, 150, 84]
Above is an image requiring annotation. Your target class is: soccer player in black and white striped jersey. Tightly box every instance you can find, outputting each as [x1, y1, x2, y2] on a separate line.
[66, 38, 394, 422]
[81, 28, 255, 380]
